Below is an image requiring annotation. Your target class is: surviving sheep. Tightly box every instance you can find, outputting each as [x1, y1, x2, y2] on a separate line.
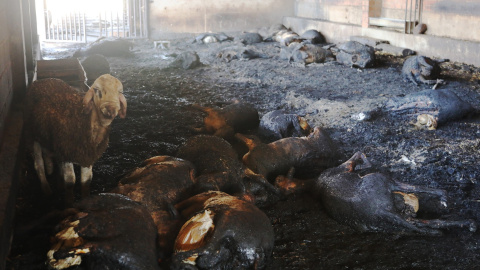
[24, 74, 127, 206]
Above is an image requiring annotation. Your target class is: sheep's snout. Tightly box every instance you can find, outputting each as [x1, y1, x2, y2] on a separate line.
[101, 104, 120, 120]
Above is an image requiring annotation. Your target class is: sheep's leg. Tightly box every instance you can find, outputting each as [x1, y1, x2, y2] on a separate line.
[41, 147, 54, 175]
[61, 162, 76, 207]
[406, 72, 419, 86]
[80, 166, 93, 198]
[418, 75, 438, 85]
[392, 181, 448, 207]
[33, 142, 52, 195]
[408, 218, 477, 232]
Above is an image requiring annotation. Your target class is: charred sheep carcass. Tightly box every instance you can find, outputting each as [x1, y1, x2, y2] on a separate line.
[315, 152, 477, 235]
[168, 51, 203, 70]
[73, 37, 134, 57]
[234, 32, 264, 45]
[171, 191, 274, 270]
[280, 43, 332, 65]
[402, 55, 448, 86]
[176, 135, 246, 195]
[300, 29, 326, 44]
[236, 127, 343, 181]
[257, 23, 287, 41]
[217, 46, 269, 63]
[272, 29, 305, 46]
[191, 102, 260, 140]
[384, 88, 476, 128]
[258, 110, 312, 141]
[176, 135, 281, 206]
[335, 41, 375, 68]
[192, 33, 232, 44]
[47, 193, 160, 270]
[111, 156, 197, 259]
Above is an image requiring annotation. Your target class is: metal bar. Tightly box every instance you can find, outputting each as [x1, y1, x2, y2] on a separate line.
[74, 13, 78, 41]
[419, 0, 423, 25]
[116, 11, 120, 37]
[414, 0, 418, 27]
[83, 13, 86, 43]
[99, 12, 102, 37]
[143, 0, 147, 37]
[133, 0, 137, 37]
[110, 11, 113, 37]
[46, 11, 50, 39]
[105, 11, 108, 37]
[138, 0, 142, 37]
[69, 13, 73, 40]
[55, 16, 59, 40]
[409, 0, 413, 33]
[404, 0, 408, 33]
[123, 5, 127, 37]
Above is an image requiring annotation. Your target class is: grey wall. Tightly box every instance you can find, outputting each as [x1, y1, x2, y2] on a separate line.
[148, 0, 294, 39]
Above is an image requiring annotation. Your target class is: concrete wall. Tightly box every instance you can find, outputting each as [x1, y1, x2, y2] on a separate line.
[148, 0, 294, 39]
[381, 0, 480, 41]
[0, 1, 33, 269]
[295, 0, 480, 42]
[294, 0, 364, 25]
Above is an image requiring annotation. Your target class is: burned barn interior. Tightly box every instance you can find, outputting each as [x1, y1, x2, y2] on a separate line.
[1, 0, 480, 269]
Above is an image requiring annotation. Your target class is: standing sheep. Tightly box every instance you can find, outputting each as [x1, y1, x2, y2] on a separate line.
[24, 74, 127, 206]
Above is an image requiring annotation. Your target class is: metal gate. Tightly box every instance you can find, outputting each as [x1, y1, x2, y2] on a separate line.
[38, 0, 147, 42]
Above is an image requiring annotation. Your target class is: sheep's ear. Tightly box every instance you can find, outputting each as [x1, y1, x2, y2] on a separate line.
[118, 93, 127, 118]
[82, 87, 95, 114]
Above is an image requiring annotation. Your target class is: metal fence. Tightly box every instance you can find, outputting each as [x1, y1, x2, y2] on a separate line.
[404, 0, 422, 34]
[41, 0, 147, 42]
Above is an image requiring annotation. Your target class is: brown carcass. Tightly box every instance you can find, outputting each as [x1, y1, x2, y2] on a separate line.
[191, 102, 260, 140]
[24, 74, 127, 206]
[171, 191, 274, 270]
[47, 193, 160, 270]
[236, 127, 343, 182]
[176, 135, 280, 206]
[314, 152, 477, 235]
[111, 155, 197, 260]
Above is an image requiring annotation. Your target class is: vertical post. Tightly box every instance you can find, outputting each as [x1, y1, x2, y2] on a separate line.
[409, 0, 413, 33]
[123, 8, 126, 37]
[133, 0, 137, 37]
[116, 11, 120, 37]
[73, 12, 77, 41]
[69, 13, 73, 40]
[99, 12, 102, 38]
[110, 11, 113, 37]
[82, 13, 86, 43]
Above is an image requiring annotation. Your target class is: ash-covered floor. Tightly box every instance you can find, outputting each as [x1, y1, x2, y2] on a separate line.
[7, 33, 480, 269]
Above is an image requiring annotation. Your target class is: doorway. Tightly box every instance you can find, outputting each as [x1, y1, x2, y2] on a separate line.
[36, 0, 148, 42]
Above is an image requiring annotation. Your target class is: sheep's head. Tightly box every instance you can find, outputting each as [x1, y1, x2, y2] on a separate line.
[83, 74, 127, 126]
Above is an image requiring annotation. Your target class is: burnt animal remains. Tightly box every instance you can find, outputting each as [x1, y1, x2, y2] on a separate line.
[315, 152, 477, 235]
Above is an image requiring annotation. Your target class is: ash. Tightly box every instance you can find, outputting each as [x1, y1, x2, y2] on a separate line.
[9, 35, 480, 269]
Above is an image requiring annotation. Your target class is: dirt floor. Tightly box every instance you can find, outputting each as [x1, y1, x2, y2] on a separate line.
[7, 33, 480, 269]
